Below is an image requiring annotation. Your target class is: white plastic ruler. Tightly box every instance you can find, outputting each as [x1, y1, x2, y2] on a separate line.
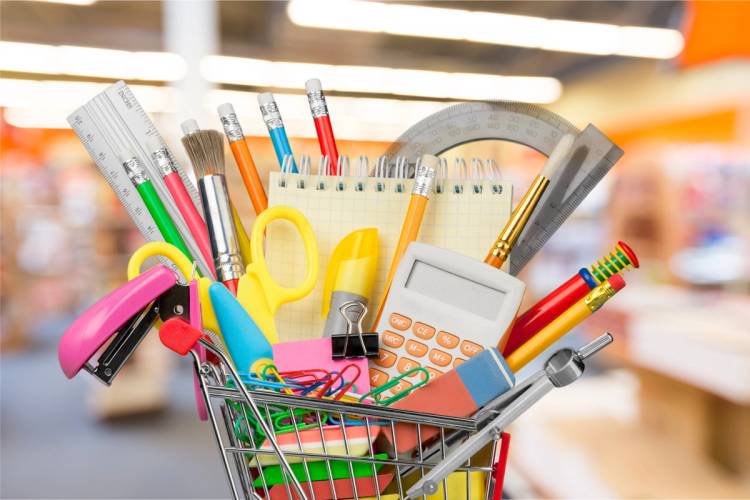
[67, 80, 212, 277]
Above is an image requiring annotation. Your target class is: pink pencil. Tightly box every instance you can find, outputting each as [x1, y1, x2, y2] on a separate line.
[147, 137, 216, 279]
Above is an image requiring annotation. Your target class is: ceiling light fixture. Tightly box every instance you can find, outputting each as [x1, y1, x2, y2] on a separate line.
[287, 0, 684, 59]
[0, 42, 187, 81]
[200, 56, 562, 102]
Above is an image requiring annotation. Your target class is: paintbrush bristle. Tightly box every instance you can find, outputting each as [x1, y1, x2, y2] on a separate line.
[181, 129, 225, 178]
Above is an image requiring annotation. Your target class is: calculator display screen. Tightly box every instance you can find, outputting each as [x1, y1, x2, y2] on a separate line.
[405, 260, 506, 320]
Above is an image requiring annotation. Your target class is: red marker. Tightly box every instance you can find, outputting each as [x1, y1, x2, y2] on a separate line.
[306, 78, 340, 174]
[502, 241, 639, 357]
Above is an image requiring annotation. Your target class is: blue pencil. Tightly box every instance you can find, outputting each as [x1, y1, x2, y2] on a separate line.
[258, 92, 298, 173]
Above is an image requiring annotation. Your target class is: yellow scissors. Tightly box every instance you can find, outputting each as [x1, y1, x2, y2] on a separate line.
[237, 205, 319, 344]
[127, 206, 318, 344]
[127, 241, 223, 335]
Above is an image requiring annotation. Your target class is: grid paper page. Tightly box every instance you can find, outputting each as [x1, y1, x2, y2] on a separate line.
[266, 172, 512, 342]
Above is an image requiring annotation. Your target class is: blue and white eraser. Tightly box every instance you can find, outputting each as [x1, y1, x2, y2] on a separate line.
[455, 347, 515, 407]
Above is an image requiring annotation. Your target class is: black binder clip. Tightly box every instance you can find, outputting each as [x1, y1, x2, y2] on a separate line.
[331, 301, 379, 359]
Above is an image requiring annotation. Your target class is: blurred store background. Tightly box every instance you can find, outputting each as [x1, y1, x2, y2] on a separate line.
[1, 0, 749, 498]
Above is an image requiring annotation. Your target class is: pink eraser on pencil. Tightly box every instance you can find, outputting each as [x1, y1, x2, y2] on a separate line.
[607, 273, 626, 292]
[385, 347, 514, 456]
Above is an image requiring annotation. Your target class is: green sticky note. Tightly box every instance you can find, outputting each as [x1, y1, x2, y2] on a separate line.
[253, 453, 389, 487]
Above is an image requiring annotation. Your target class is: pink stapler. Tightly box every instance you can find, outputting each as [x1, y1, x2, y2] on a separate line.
[58, 264, 201, 385]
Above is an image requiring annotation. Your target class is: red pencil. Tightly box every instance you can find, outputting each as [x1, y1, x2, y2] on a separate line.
[305, 78, 340, 174]
[147, 138, 216, 280]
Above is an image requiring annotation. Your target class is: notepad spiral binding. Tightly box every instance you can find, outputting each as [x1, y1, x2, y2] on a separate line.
[276, 154, 505, 195]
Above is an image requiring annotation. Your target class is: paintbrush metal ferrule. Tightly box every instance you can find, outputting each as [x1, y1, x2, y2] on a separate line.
[198, 174, 243, 282]
[487, 175, 550, 267]
[218, 105, 245, 144]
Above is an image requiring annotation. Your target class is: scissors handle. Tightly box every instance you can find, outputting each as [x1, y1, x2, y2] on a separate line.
[248, 206, 319, 311]
[127, 242, 222, 336]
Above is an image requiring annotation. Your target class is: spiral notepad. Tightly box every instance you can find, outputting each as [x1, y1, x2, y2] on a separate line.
[265, 158, 512, 342]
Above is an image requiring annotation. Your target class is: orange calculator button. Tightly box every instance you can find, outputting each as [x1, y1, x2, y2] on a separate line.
[405, 340, 428, 358]
[397, 357, 421, 373]
[453, 358, 467, 368]
[374, 348, 397, 368]
[426, 367, 443, 381]
[460, 340, 484, 358]
[390, 379, 413, 395]
[369, 368, 389, 387]
[382, 330, 405, 348]
[412, 322, 436, 340]
[389, 313, 412, 331]
[437, 331, 459, 349]
[429, 349, 452, 367]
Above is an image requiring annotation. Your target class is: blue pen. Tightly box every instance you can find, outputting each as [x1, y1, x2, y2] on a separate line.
[258, 92, 298, 173]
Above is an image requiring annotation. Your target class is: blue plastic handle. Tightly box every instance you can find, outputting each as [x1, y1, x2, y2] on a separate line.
[209, 283, 274, 373]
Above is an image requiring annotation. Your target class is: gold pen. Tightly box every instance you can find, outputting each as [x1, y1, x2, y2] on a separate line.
[485, 134, 575, 269]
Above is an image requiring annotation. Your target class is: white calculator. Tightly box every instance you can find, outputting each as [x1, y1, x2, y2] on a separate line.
[370, 242, 525, 392]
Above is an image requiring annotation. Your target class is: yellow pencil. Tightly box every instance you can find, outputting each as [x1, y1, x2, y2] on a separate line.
[230, 204, 253, 267]
[506, 273, 625, 372]
[485, 134, 575, 269]
[373, 154, 437, 326]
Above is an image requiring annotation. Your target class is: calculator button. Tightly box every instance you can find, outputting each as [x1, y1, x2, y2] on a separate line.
[389, 313, 412, 331]
[426, 368, 443, 381]
[369, 368, 389, 387]
[405, 340, 428, 358]
[460, 340, 484, 358]
[398, 357, 421, 373]
[374, 348, 397, 368]
[453, 358, 467, 368]
[382, 330, 405, 348]
[390, 379, 413, 395]
[429, 349, 452, 367]
[437, 331, 459, 349]
[413, 322, 436, 340]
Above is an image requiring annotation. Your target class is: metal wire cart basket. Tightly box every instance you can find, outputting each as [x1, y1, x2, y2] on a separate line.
[191, 333, 612, 500]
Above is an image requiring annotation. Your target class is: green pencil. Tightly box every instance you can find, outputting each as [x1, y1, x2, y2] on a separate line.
[119, 150, 194, 262]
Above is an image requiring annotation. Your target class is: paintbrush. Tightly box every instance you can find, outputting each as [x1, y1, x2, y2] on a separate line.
[485, 134, 576, 269]
[181, 127, 242, 295]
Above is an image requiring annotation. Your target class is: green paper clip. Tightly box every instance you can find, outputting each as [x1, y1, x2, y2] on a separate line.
[359, 367, 429, 406]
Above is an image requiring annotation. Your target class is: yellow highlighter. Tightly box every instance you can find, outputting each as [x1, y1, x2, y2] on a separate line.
[321, 228, 379, 337]
[373, 154, 437, 326]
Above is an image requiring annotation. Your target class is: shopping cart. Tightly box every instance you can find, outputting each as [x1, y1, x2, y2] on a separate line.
[191, 338, 509, 500]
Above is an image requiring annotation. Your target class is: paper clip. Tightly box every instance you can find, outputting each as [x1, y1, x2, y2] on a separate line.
[315, 364, 361, 400]
[327, 413, 389, 427]
[236, 373, 303, 392]
[257, 363, 295, 395]
[279, 368, 332, 386]
[273, 407, 328, 434]
[359, 367, 429, 406]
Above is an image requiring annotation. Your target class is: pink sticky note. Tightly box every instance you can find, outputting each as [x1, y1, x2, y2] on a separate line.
[272, 338, 371, 395]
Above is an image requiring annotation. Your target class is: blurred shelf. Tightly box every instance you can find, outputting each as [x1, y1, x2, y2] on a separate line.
[514, 417, 750, 499]
[585, 284, 750, 405]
